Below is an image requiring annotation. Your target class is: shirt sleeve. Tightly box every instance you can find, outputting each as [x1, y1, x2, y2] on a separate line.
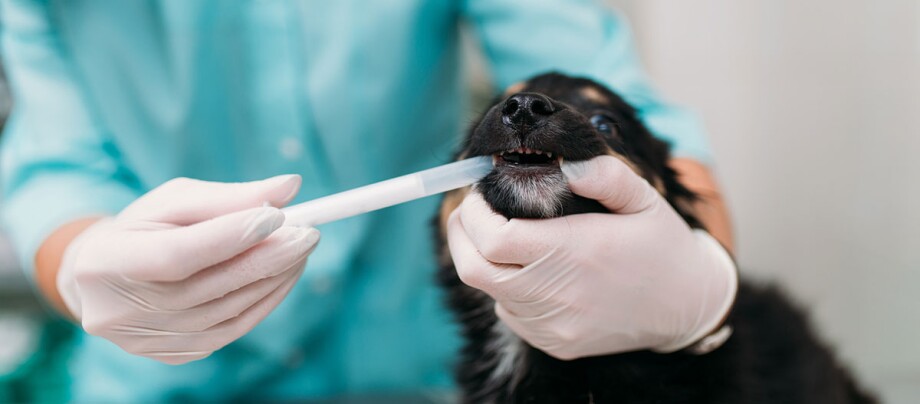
[0, 1, 140, 281]
[461, 0, 712, 163]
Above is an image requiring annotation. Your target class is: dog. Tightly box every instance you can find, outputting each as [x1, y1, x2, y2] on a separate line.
[434, 73, 877, 403]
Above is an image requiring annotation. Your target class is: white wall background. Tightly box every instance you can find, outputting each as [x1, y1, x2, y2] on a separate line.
[607, 1, 920, 402]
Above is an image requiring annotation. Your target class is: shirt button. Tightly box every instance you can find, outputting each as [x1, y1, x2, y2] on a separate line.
[279, 136, 304, 160]
[311, 275, 334, 295]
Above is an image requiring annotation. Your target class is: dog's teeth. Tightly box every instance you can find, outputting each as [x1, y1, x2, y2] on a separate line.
[547, 152, 553, 158]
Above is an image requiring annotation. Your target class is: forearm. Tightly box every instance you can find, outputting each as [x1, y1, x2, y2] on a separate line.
[669, 158, 734, 255]
[34, 217, 102, 318]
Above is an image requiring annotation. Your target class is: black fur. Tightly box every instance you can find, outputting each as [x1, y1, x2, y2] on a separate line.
[435, 73, 876, 403]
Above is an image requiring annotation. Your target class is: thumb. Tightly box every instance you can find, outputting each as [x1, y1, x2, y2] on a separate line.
[561, 155, 657, 214]
[121, 174, 302, 224]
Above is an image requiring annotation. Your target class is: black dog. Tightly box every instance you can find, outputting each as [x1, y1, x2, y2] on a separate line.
[435, 73, 876, 403]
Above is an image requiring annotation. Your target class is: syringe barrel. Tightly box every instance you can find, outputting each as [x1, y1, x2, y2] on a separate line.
[418, 156, 492, 195]
[282, 156, 492, 227]
[281, 174, 425, 227]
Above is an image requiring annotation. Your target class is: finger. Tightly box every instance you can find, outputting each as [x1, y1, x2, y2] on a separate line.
[495, 303, 583, 361]
[133, 226, 319, 306]
[561, 155, 658, 214]
[196, 264, 302, 349]
[125, 209, 312, 282]
[144, 271, 303, 359]
[446, 210, 522, 297]
[129, 266, 304, 364]
[147, 259, 305, 333]
[121, 174, 302, 224]
[146, 351, 212, 366]
[458, 192, 569, 265]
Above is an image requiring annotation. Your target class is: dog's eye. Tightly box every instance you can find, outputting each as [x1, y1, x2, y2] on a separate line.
[589, 114, 618, 136]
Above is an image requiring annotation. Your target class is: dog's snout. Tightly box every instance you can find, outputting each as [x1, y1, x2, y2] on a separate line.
[501, 92, 555, 128]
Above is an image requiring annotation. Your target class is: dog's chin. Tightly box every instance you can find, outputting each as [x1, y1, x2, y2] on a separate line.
[477, 166, 571, 219]
[476, 160, 612, 219]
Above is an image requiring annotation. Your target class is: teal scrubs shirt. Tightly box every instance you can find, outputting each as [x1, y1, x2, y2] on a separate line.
[0, 0, 711, 401]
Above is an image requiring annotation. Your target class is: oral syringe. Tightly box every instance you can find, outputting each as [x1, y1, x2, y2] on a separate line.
[282, 156, 493, 227]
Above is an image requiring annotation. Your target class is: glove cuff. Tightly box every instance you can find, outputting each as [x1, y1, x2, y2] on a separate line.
[654, 229, 738, 354]
[56, 218, 112, 322]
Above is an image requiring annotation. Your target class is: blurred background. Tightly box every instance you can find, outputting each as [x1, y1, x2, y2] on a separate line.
[0, 60, 72, 399]
[0, 1, 918, 403]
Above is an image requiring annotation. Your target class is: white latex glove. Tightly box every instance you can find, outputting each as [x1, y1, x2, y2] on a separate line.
[447, 155, 737, 360]
[57, 175, 319, 365]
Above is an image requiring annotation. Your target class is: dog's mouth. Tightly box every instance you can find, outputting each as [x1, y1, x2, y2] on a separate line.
[476, 146, 570, 219]
[492, 147, 562, 168]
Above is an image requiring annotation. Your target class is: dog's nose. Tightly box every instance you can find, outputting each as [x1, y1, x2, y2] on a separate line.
[501, 92, 555, 128]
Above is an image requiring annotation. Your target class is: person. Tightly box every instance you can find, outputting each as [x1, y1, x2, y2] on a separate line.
[0, 1, 736, 402]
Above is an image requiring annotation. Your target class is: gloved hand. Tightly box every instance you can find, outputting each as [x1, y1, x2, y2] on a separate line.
[447, 156, 737, 360]
[57, 175, 319, 365]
